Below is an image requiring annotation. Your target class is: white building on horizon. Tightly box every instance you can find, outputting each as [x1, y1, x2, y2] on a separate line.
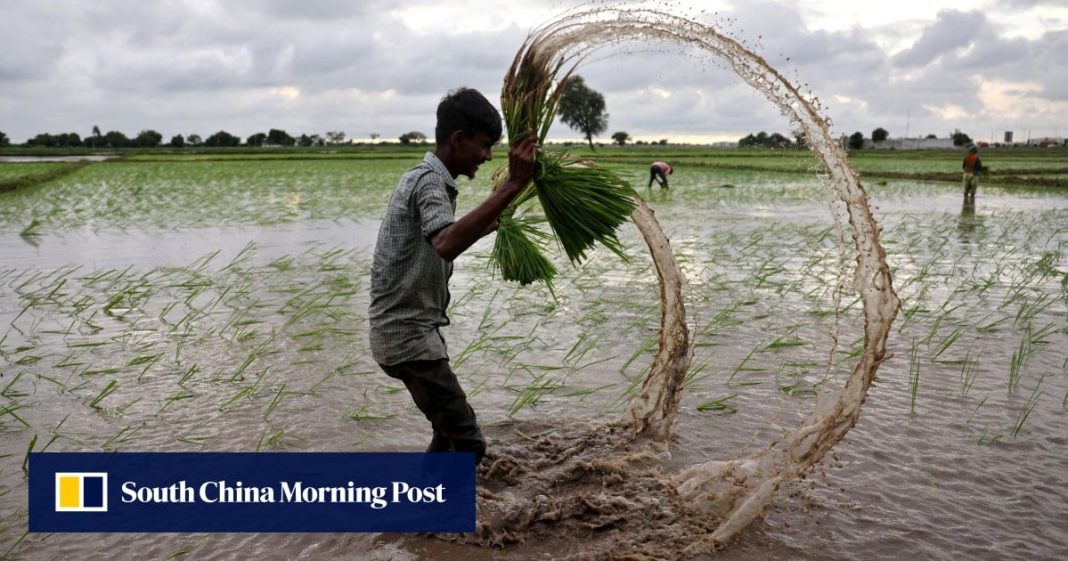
[865, 137, 956, 150]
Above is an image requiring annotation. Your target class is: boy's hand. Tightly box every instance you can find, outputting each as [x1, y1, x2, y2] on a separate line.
[505, 135, 539, 188]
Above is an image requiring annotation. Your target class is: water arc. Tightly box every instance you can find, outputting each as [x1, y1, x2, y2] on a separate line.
[473, 6, 901, 554]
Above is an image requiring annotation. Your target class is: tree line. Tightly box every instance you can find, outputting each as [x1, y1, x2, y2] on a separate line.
[1, 74, 619, 151]
[734, 127, 974, 150]
[0, 128, 350, 149]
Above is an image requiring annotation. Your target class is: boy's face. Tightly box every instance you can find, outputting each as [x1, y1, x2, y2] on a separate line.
[455, 131, 495, 180]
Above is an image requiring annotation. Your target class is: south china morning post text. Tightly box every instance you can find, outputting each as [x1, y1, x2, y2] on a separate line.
[119, 479, 446, 509]
[29, 452, 476, 532]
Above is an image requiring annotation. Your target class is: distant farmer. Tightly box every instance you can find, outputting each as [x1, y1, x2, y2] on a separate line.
[368, 88, 537, 463]
[962, 145, 982, 202]
[648, 160, 672, 189]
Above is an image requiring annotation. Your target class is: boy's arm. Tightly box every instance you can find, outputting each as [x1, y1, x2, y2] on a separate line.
[431, 136, 538, 262]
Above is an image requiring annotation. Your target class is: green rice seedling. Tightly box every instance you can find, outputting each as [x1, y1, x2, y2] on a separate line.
[177, 364, 199, 385]
[977, 429, 1005, 446]
[696, 394, 738, 414]
[966, 396, 989, 426]
[779, 379, 819, 398]
[156, 389, 195, 415]
[255, 429, 288, 451]
[563, 328, 598, 365]
[373, 384, 406, 396]
[0, 402, 31, 429]
[763, 325, 806, 351]
[2, 530, 30, 559]
[1008, 328, 1032, 393]
[128, 352, 163, 381]
[507, 374, 565, 416]
[727, 344, 763, 385]
[490, 30, 638, 286]
[959, 349, 980, 398]
[220, 375, 265, 412]
[619, 335, 658, 373]
[1011, 375, 1045, 437]
[102, 424, 141, 450]
[464, 377, 489, 400]
[930, 326, 963, 360]
[263, 383, 287, 419]
[19, 218, 42, 238]
[491, 214, 558, 287]
[1, 371, 27, 398]
[975, 315, 1009, 333]
[21, 434, 37, 473]
[88, 380, 118, 409]
[908, 338, 921, 414]
[347, 405, 395, 422]
[683, 358, 714, 389]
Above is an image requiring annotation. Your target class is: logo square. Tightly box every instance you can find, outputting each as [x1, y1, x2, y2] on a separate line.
[55, 472, 108, 512]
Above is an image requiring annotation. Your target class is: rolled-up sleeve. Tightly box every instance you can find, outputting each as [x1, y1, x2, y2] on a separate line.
[413, 176, 455, 240]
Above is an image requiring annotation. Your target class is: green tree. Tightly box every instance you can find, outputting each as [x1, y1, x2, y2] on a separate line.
[768, 132, 790, 147]
[399, 131, 427, 144]
[187, 134, 203, 146]
[27, 132, 81, 147]
[104, 131, 130, 148]
[135, 129, 163, 148]
[872, 127, 889, 142]
[325, 130, 346, 144]
[170, 134, 185, 148]
[0, 131, 9, 147]
[267, 129, 295, 146]
[246, 132, 267, 147]
[204, 130, 240, 147]
[557, 75, 608, 151]
[738, 131, 793, 148]
[82, 125, 103, 148]
[848, 131, 864, 150]
[611, 131, 631, 146]
[925, 133, 937, 139]
[951, 130, 972, 146]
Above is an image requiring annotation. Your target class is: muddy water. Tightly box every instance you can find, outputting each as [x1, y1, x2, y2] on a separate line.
[1, 179, 1065, 559]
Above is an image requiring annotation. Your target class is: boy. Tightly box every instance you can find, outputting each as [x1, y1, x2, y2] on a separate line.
[368, 88, 537, 462]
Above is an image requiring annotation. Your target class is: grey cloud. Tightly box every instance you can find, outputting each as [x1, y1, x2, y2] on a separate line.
[2, 0, 1066, 143]
[893, 10, 986, 68]
[234, 0, 394, 21]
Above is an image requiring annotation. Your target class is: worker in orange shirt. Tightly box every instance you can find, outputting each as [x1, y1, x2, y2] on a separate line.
[962, 145, 982, 203]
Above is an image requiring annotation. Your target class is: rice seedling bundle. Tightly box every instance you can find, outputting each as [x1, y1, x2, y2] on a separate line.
[491, 32, 637, 287]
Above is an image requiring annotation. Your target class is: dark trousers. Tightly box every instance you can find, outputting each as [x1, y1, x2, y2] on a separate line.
[379, 358, 485, 461]
[649, 167, 668, 189]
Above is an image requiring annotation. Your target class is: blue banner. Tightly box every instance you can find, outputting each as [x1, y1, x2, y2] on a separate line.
[29, 452, 475, 532]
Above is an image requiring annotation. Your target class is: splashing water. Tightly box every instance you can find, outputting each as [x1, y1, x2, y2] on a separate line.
[450, 5, 900, 559]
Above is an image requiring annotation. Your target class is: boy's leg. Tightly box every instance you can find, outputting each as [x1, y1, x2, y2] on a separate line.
[648, 167, 655, 188]
[380, 359, 485, 460]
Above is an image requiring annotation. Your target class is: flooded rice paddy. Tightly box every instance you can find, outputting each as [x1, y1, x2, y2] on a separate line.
[1, 150, 1066, 560]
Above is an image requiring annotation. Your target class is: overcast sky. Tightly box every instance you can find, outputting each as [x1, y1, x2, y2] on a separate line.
[2, 0, 1067, 144]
